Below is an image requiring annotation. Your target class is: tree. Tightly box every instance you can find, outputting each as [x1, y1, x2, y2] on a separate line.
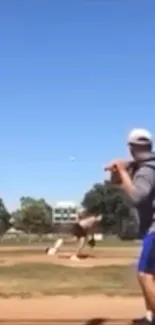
[81, 181, 139, 239]
[12, 197, 53, 234]
[0, 199, 11, 236]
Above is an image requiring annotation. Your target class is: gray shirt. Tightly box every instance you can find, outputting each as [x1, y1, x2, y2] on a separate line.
[129, 157, 155, 237]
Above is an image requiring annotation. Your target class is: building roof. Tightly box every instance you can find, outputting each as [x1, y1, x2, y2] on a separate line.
[54, 201, 78, 208]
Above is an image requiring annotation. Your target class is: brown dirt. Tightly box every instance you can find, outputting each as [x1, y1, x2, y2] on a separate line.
[0, 245, 140, 267]
[0, 253, 136, 267]
[48, 253, 136, 267]
[0, 296, 144, 321]
[0, 246, 143, 321]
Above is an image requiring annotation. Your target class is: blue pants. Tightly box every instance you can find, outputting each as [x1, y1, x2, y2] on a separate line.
[138, 232, 155, 274]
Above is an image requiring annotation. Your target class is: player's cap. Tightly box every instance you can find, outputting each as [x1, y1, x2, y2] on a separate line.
[128, 128, 153, 146]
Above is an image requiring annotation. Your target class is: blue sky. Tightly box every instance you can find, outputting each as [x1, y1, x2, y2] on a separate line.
[0, 0, 155, 211]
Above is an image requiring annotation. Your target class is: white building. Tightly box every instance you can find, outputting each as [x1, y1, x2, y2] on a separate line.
[53, 201, 80, 223]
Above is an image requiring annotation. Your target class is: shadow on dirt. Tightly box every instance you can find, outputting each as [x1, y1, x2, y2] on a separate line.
[84, 318, 107, 325]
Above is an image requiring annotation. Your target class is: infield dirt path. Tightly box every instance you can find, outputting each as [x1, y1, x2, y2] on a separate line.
[0, 245, 140, 267]
[0, 254, 136, 267]
[0, 296, 144, 320]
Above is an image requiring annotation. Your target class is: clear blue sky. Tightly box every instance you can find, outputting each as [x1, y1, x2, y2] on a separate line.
[0, 0, 155, 211]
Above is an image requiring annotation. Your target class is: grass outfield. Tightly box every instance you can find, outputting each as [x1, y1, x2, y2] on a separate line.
[0, 262, 140, 298]
[0, 235, 141, 247]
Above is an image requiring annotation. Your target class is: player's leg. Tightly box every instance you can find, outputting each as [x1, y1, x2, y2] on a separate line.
[71, 237, 87, 261]
[73, 232, 96, 260]
[138, 276, 154, 323]
[132, 232, 155, 325]
[87, 233, 96, 256]
[70, 224, 87, 261]
[46, 238, 64, 255]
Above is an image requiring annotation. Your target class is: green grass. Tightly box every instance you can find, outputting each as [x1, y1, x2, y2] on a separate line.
[0, 235, 141, 246]
[0, 240, 140, 258]
[0, 249, 45, 256]
[0, 247, 139, 259]
[0, 262, 140, 298]
[96, 236, 140, 247]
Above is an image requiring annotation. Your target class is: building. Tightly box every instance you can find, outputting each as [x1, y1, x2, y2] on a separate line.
[52, 201, 103, 237]
[53, 201, 79, 224]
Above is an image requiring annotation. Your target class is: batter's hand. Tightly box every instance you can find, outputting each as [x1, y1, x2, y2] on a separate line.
[104, 159, 128, 172]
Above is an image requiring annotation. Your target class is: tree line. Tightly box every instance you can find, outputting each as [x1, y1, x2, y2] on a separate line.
[0, 181, 140, 240]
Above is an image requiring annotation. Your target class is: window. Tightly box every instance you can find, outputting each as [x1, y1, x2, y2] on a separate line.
[54, 208, 61, 214]
[62, 209, 68, 214]
[53, 206, 78, 220]
[55, 217, 61, 221]
[62, 216, 68, 220]
[70, 208, 77, 214]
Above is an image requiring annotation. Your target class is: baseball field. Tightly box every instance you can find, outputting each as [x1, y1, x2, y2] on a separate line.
[0, 242, 145, 324]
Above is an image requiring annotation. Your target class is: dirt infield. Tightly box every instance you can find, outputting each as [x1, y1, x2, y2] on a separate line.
[0, 320, 139, 325]
[0, 296, 144, 321]
[0, 245, 140, 267]
[47, 254, 136, 267]
[0, 246, 143, 321]
[0, 254, 136, 267]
